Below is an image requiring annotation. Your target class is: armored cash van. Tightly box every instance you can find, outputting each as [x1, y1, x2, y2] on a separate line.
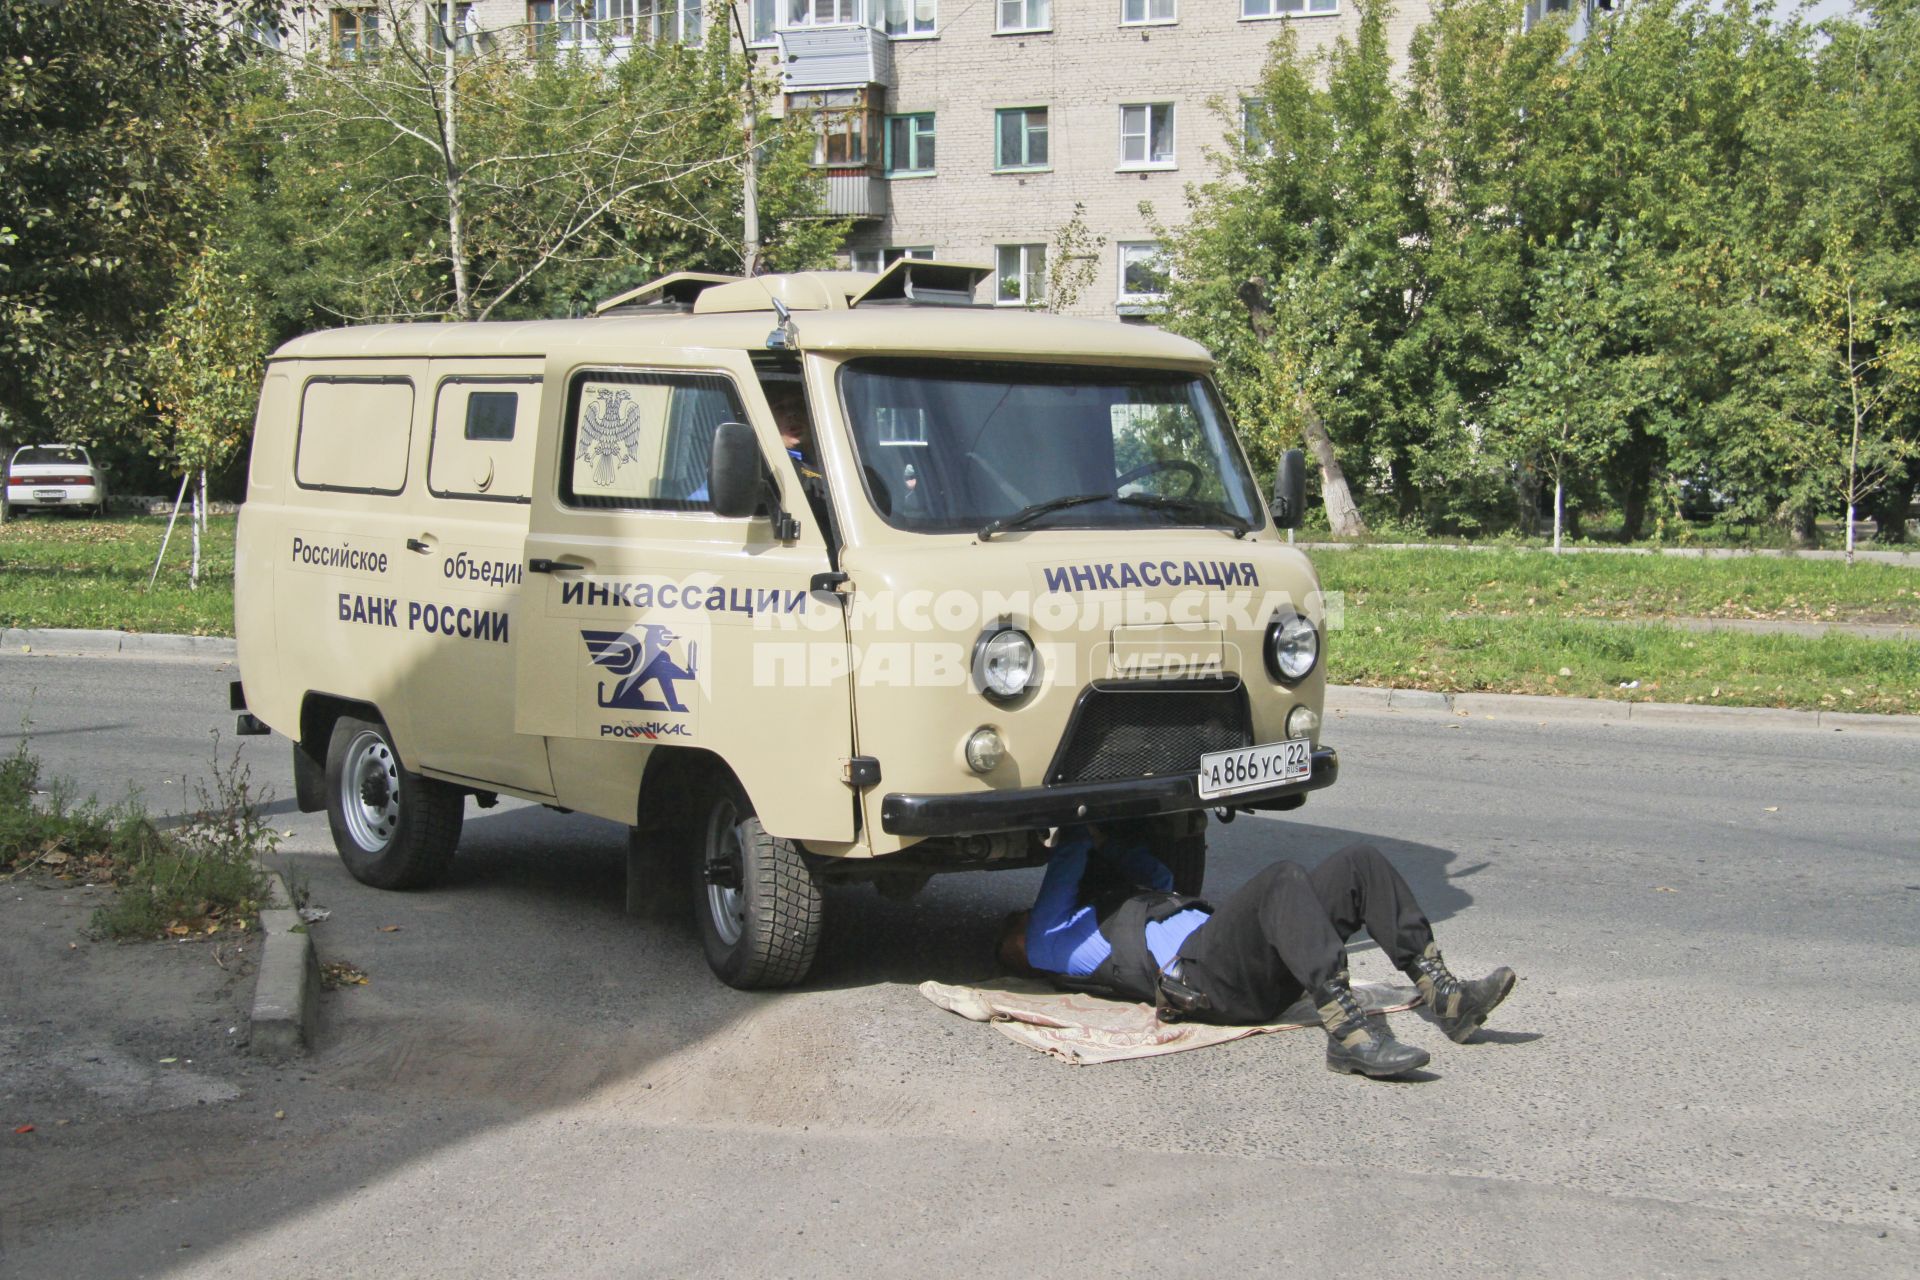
[232, 261, 1338, 989]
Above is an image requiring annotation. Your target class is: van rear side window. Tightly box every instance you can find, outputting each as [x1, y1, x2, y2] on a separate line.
[431, 378, 537, 503]
[561, 368, 746, 512]
[296, 377, 414, 494]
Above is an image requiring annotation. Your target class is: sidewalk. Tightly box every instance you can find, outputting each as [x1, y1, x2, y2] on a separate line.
[8, 626, 1916, 736]
[1299, 540, 1920, 567]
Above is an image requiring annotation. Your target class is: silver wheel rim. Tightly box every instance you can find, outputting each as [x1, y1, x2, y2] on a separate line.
[341, 729, 401, 853]
[706, 801, 746, 948]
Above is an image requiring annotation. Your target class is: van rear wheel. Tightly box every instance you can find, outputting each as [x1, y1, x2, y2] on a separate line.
[325, 716, 463, 890]
[695, 780, 822, 990]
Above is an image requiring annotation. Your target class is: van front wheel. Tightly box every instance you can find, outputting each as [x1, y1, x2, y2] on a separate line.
[695, 782, 822, 990]
[325, 716, 463, 890]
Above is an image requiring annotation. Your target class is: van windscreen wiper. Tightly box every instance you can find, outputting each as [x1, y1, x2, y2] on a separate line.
[1116, 492, 1255, 538]
[979, 493, 1112, 540]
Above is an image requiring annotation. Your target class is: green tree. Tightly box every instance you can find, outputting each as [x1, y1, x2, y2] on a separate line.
[0, 0, 271, 446]
[225, 2, 837, 332]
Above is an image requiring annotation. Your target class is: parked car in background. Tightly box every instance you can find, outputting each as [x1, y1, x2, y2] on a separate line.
[2, 444, 108, 520]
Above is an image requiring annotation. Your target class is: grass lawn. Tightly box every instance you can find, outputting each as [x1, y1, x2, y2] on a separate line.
[0, 512, 235, 636]
[3, 517, 1915, 714]
[1319, 548, 1920, 714]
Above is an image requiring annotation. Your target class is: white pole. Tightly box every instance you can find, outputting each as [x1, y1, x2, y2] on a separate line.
[148, 472, 191, 592]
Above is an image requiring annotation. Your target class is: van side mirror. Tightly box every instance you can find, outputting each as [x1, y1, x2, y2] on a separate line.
[1271, 448, 1307, 529]
[709, 421, 762, 519]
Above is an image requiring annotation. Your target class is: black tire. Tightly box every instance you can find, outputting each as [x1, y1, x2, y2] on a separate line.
[694, 777, 822, 989]
[324, 715, 463, 890]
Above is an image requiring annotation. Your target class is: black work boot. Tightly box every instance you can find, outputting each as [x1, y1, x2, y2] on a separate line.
[1404, 942, 1516, 1043]
[1314, 980, 1430, 1078]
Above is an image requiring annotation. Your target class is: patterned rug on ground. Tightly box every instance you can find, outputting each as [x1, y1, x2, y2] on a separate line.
[919, 977, 1422, 1065]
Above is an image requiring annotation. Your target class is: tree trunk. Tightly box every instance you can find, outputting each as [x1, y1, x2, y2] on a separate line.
[1236, 277, 1367, 537]
[1553, 476, 1564, 554]
[440, 15, 470, 319]
[189, 474, 202, 590]
[1869, 468, 1914, 544]
[1792, 503, 1820, 549]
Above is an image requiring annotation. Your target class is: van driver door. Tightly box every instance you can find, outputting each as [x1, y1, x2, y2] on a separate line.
[511, 352, 858, 845]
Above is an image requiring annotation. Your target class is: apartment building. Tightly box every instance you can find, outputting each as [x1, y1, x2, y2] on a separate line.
[292, 0, 1438, 318]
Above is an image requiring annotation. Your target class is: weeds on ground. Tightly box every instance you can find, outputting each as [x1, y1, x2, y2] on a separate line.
[89, 737, 277, 940]
[1, 726, 276, 940]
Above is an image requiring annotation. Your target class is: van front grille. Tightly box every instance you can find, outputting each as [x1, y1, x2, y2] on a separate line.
[1046, 679, 1253, 785]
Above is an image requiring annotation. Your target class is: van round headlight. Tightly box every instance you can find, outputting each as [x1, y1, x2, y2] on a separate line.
[1265, 613, 1319, 684]
[974, 627, 1038, 700]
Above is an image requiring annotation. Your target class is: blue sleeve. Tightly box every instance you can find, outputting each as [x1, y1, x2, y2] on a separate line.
[1026, 831, 1093, 957]
[1106, 838, 1174, 893]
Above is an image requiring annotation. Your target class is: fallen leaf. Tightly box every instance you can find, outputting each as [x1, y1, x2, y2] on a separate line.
[274, 1109, 286, 1121]
[1763, 806, 1779, 813]
[159, 1057, 177, 1064]
[378, 925, 402, 933]
[43, 851, 68, 866]
[1655, 886, 1678, 893]
[13, 1124, 33, 1134]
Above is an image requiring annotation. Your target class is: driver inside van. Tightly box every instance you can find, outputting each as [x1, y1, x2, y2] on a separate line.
[763, 379, 832, 534]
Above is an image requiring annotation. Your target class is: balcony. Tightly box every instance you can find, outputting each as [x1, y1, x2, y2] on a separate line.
[776, 23, 895, 91]
[822, 169, 887, 220]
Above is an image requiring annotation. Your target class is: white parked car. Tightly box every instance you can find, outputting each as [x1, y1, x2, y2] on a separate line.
[3, 444, 108, 520]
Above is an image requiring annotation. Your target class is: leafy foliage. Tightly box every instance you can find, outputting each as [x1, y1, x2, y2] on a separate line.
[0, 0, 272, 446]
[1162, 0, 1920, 544]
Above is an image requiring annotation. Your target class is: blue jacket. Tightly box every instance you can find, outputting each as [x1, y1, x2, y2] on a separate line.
[1025, 828, 1210, 977]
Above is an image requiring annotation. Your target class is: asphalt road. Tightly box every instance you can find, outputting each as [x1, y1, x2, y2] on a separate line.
[2, 651, 1917, 1278]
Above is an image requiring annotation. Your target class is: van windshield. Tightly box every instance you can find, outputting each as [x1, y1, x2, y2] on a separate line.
[839, 358, 1265, 536]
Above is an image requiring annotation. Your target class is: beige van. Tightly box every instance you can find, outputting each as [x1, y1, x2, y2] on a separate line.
[233, 261, 1338, 989]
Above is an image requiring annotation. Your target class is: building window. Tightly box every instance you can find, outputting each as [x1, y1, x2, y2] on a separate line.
[882, 0, 936, 35]
[789, 0, 863, 25]
[996, 0, 1049, 31]
[527, 0, 702, 48]
[1118, 241, 1169, 303]
[1121, 0, 1175, 23]
[1239, 97, 1273, 156]
[1243, 0, 1336, 16]
[750, 0, 778, 40]
[1119, 102, 1175, 168]
[994, 107, 1049, 170]
[429, 3, 477, 54]
[996, 244, 1046, 307]
[331, 7, 380, 58]
[884, 113, 936, 175]
[795, 89, 879, 165]
[851, 246, 935, 271]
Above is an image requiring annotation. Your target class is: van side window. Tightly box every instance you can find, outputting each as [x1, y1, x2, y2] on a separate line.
[466, 392, 518, 441]
[430, 378, 537, 502]
[561, 369, 746, 512]
[296, 377, 414, 494]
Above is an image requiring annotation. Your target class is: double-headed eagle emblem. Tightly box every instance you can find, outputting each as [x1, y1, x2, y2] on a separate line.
[577, 387, 642, 488]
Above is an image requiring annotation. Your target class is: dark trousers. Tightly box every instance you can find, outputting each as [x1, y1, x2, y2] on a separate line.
[1174, 843, 1435, 1026]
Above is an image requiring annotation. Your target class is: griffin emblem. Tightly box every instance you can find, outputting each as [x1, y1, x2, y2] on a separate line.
[583, 625, 698, 713]
[576, 388, 642, 488]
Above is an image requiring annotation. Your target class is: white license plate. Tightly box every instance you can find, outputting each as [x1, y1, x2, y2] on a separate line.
[1197, 738, 1312, 800]
[34, 489, 66, 501]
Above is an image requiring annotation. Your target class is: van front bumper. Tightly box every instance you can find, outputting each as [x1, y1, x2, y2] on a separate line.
[879, 746, 1338, 838]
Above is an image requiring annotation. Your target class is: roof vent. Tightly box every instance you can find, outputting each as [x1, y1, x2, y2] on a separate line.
[850, 260, 993, 308]
[592, 272, 743, 316]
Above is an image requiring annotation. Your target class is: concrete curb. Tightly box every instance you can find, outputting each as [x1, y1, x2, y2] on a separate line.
[1326, 684, 1920, 735]
[3, 627, 236, 658]
[249, 871, 318, 1061]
